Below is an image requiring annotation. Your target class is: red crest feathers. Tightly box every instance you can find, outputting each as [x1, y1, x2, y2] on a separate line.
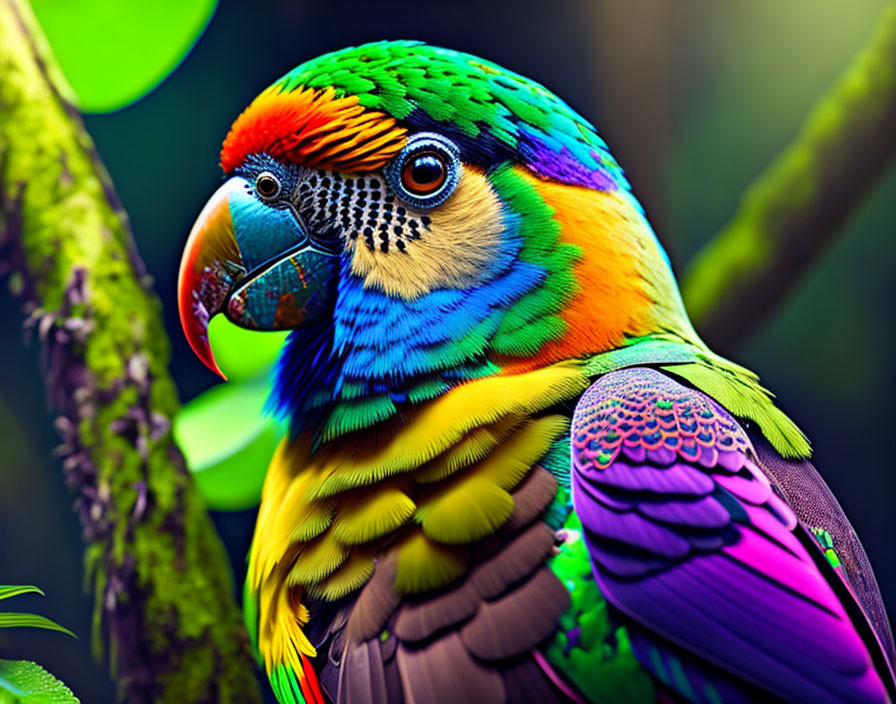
[220, 85, 407, 174]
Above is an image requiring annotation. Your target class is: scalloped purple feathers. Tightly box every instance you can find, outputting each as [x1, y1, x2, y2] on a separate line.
[571, 368, 891, 704]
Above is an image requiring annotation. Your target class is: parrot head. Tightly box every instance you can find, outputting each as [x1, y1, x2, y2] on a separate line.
[178, 41, 694, 436]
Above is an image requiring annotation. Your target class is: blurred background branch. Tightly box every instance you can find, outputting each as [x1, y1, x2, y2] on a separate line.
[0, 0, 260, 701]
[682, 3, 896, 351]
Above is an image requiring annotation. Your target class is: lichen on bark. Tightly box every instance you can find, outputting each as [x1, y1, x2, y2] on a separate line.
[0, 0, 261, 701]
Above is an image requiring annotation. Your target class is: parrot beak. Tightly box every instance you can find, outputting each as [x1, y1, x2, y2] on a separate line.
[178, 177, 339, 379]
[178, 179, 241, 378]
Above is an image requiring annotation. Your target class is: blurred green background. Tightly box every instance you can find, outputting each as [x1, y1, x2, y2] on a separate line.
[1, 1, 894, 701]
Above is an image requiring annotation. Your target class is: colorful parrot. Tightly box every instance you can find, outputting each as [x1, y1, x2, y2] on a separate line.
[177, 41, 896, 704]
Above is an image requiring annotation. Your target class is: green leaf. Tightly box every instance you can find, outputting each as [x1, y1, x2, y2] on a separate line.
[0, 661, 79, 703]
[174, 378, 286, 511]
[0, 588, 43, 602]
[0, 614, 75, 638]
[0, 675, 24, 697]
[30, 0, 218, 113]
[208, 316, 289, 382]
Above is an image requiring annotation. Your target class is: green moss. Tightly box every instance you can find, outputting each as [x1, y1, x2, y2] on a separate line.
[0, 1, 260, 700]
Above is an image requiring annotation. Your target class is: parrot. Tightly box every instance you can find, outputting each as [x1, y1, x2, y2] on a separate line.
[176, 40, 896, 704]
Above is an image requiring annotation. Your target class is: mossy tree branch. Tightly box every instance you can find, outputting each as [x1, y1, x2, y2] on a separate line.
[0, 0, 261, 701]
[682, 4, 896, 351]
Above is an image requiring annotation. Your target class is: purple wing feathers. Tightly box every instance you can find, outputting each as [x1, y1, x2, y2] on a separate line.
[572, 368, 892, 704]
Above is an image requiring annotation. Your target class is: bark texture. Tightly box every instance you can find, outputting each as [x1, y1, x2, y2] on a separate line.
[0, 0, 261, 701]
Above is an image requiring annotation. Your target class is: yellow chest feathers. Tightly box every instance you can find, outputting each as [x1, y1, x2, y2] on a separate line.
[247, 361, 586, 670]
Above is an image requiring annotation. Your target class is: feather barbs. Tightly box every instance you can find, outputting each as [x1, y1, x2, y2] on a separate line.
[348, 167, 508, 298]
[497, 169, 694, 372]
[221, 85, 407, 174]
[331, 483, 417, 545]
[411, 415, 567, 544]
[415, 477, 514, 544]
[256, 563, 317, 671]
[245, 364, 583, 691]
[393, 529, 469, 593]
[309, 360, 589, 498]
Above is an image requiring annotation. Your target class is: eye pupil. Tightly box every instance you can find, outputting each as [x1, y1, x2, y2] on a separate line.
[402, 153, 446, 194]
[410, 155, 444, 185]
[255, 172, 281, 198]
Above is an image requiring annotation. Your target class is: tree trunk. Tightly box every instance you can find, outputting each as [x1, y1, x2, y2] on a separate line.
[0, 0, 262, 701]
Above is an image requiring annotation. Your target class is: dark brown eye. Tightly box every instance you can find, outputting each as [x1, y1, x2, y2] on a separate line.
[255, 172, 281, 199]
[401, 152, 447, 195]
[384, 133, 461, 209]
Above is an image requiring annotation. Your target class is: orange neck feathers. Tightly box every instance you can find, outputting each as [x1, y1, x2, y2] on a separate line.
[498, 171, 697, 374]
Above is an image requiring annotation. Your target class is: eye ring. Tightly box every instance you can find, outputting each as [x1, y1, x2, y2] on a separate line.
[255, 171, 281, 200]
[385, 133, 461, 210]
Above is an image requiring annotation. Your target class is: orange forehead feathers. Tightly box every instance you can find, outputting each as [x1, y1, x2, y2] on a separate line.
[220, 85, 408, 174]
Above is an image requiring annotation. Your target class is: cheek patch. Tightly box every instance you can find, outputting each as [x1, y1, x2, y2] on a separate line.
[348, 168, 507, 299]
[296, 171, 431, 253]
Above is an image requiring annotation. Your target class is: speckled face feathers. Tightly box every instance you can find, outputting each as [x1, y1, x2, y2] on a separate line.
[294, 169, 433, 255]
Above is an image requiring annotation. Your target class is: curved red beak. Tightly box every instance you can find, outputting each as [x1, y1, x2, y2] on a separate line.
[177, 179, 244, 379]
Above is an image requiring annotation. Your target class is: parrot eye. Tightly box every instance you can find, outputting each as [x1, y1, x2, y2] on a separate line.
[402, 153, 446, 194]
[385, 133, 461, 210]
[255, 171, 281, 200]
